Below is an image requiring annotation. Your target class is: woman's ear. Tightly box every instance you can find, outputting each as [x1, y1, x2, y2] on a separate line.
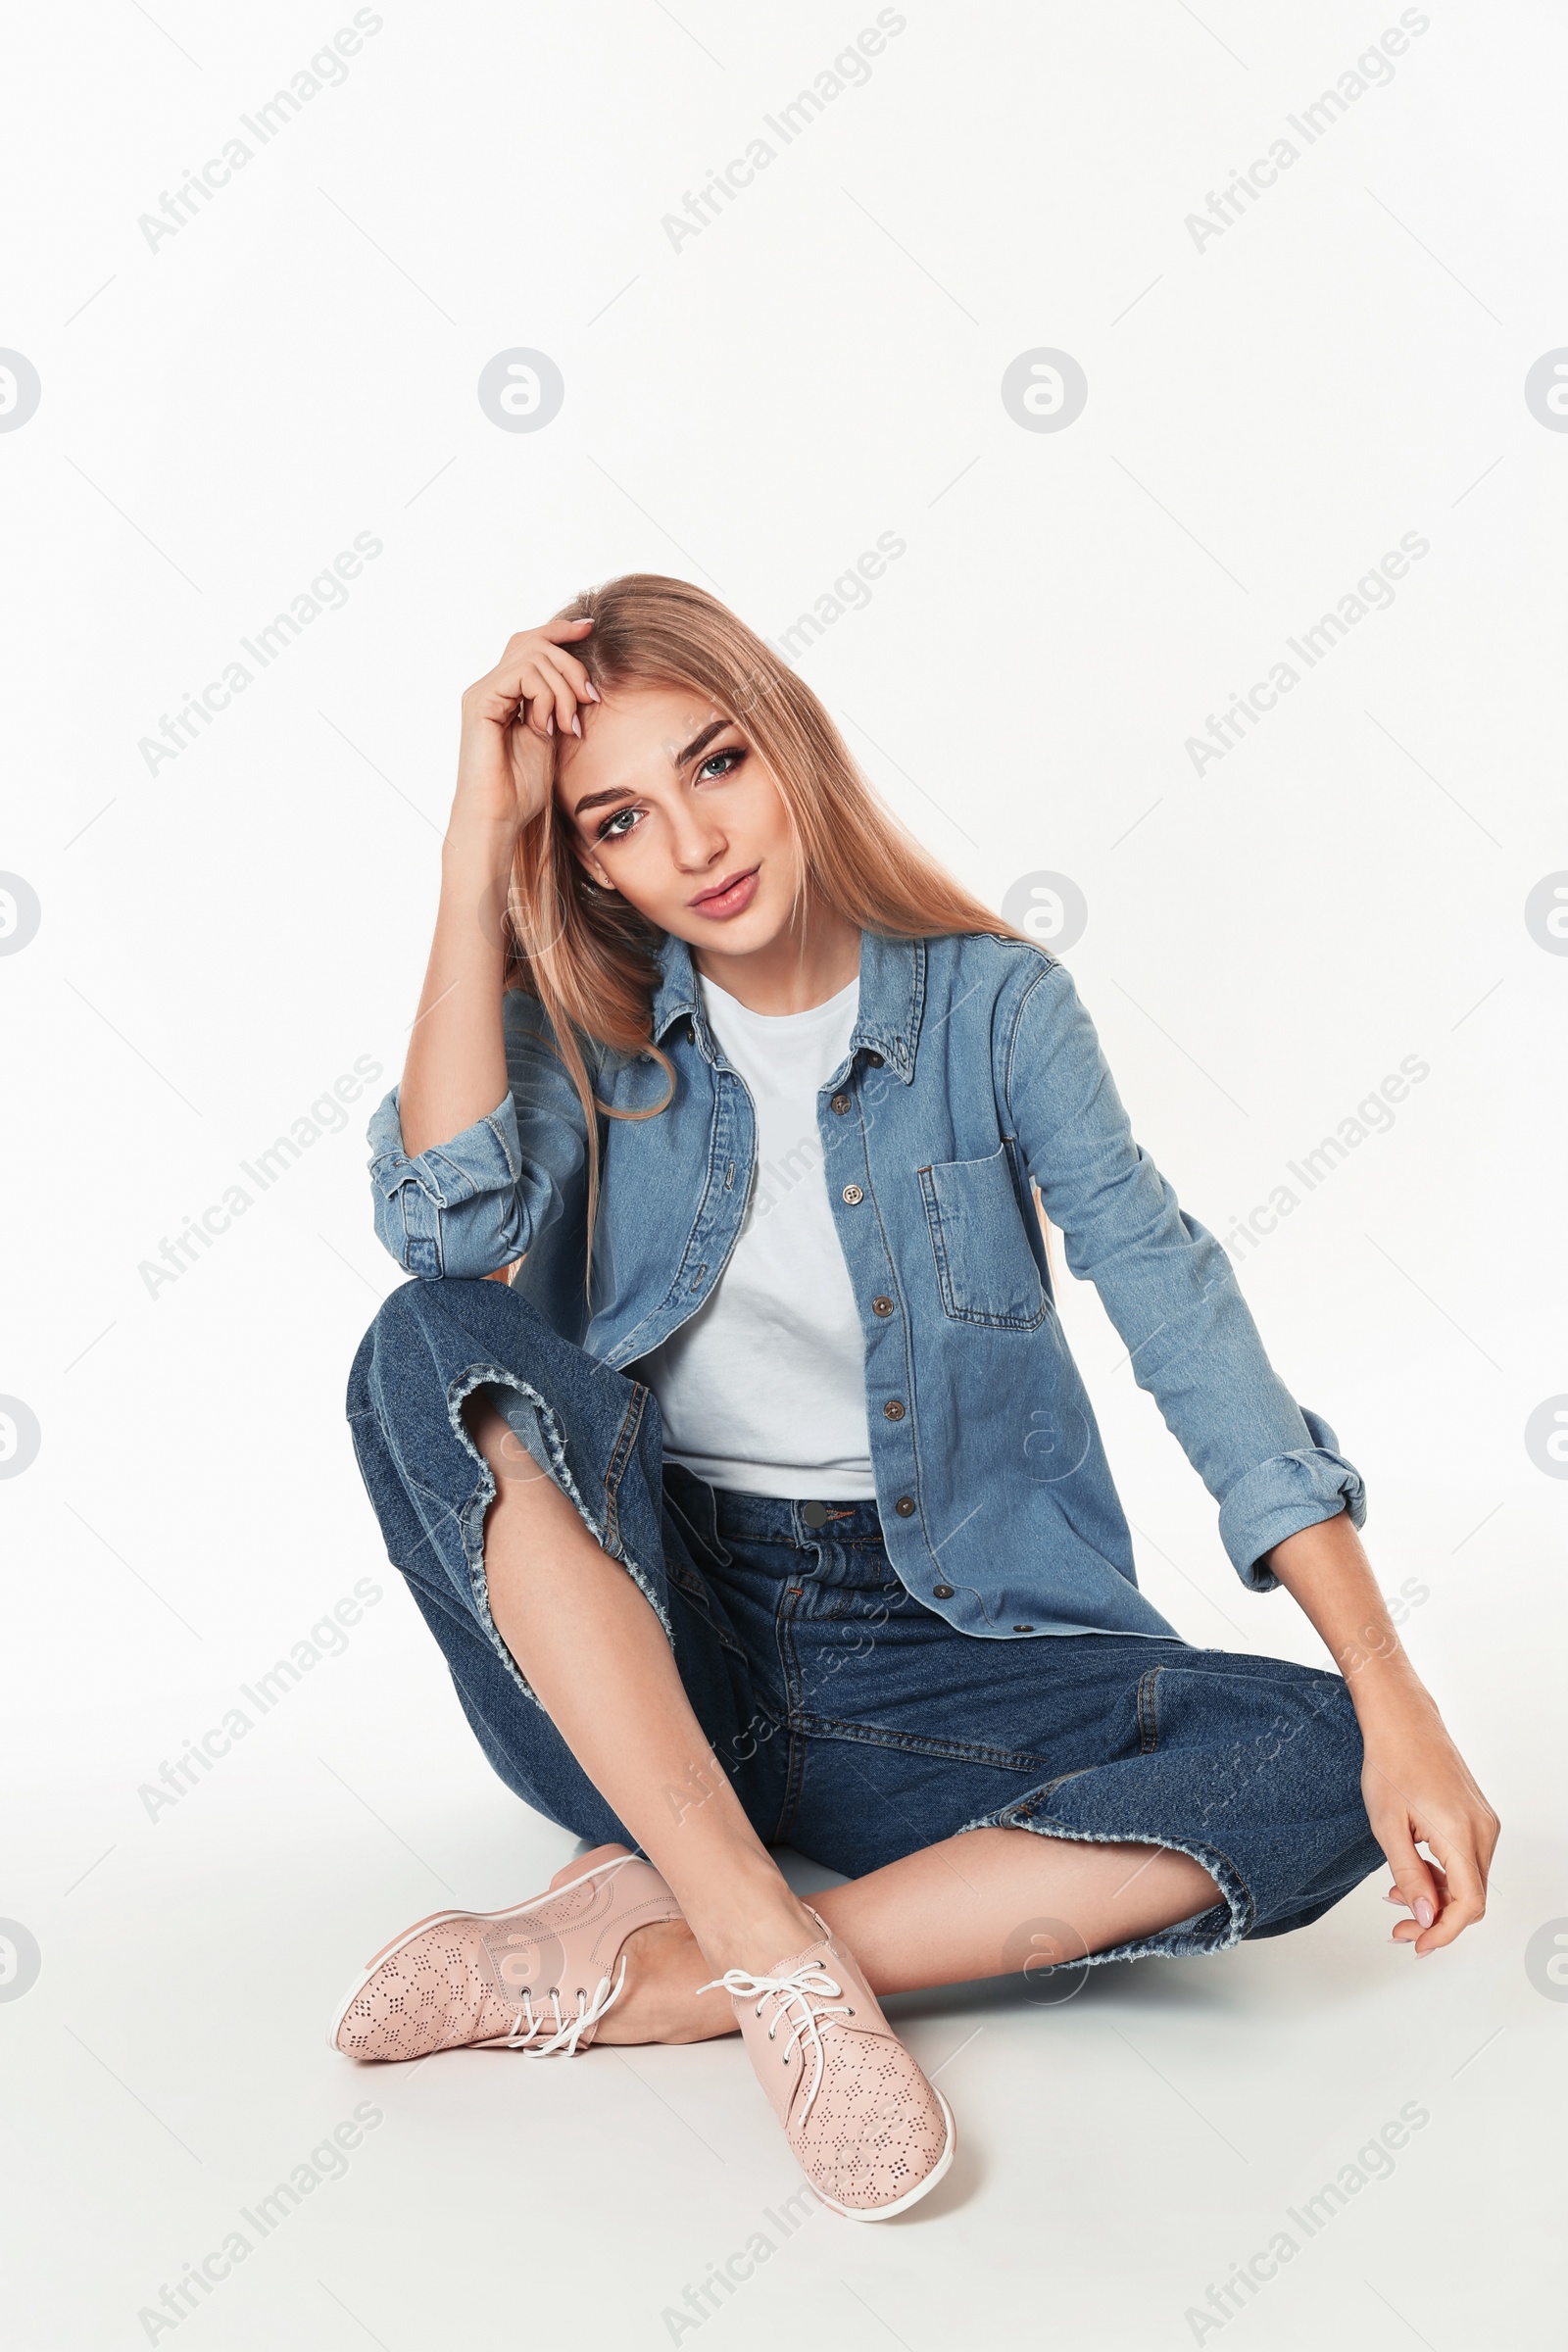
[569, 842, 617, 896]
[554, 775, 618, 895]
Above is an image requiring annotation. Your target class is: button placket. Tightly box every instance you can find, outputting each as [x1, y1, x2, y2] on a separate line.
[826, 1090, 921, 1561]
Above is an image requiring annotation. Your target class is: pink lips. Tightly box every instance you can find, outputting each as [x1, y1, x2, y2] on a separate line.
[689, 866, 760, 919]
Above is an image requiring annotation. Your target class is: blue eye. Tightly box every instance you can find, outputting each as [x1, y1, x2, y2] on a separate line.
[697, 747, 745, 782]
[596, 807, 641, 841]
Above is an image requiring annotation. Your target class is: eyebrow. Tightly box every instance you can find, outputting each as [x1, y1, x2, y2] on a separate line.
[673, 718, 729, 767]
[571, 717, 735, 819]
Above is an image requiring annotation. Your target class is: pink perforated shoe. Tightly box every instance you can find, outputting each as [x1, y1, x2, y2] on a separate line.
[701, 1911, 956, 2220]
[328, 1852, 683, 2062]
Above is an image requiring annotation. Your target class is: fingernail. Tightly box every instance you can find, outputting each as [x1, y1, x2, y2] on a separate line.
[545, 713, 554, 735]
[571, 714, 583, 738]
[1414, 1898, 1435, 1928]
[584, 681, 601, 701]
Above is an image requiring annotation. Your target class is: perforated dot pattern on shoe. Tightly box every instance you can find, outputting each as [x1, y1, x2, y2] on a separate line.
[334, 1923, 510, 2062]
[787, 2028, 950, 2210]
[332, 1866, 684, 2065]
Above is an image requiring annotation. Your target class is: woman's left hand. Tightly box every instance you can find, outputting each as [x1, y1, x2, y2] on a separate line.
[1263, 1513, 1499, 1958]
[1357, 1680, 1500, 1955]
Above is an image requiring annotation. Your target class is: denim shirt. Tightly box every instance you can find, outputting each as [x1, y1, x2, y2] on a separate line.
[366, 929, 1364, 1642]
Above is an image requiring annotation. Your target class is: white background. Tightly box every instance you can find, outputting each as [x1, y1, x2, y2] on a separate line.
[2, 2, 1564, 2345]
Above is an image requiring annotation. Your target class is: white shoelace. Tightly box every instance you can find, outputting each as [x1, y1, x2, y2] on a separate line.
[699, 1960, 852, 2125]
[489, 1954, 628, 2058]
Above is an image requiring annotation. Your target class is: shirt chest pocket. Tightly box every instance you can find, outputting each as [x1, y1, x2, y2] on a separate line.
[916, 1142, 1052, 1330]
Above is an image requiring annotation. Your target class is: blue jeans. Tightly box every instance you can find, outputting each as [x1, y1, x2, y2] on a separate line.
[346, 1278, 1384, 1970]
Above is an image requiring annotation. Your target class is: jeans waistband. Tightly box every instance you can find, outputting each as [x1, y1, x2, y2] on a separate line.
[662, 1463, 887, 1562]
[712, 1490, 886, 1548]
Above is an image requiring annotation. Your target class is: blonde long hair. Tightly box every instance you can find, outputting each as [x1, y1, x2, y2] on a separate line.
[503, 572, 1020, 1254]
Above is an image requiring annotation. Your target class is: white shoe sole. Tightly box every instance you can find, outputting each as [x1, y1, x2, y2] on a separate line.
[812, 2088, 957, 2222]
[325, 1851, 637, 2055]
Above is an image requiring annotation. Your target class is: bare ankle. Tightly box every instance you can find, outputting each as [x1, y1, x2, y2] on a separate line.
[687, 1889, 822, 1978]
[596, 1918, 737, 2046]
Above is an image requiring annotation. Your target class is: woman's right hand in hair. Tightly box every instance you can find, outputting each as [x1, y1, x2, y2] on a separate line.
[451, 617, 598, 846]
[404, 618, 596, 1162]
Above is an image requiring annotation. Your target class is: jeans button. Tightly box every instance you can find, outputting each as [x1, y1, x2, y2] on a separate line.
[871, 1296, 895, 1317]
[932, 1583, 956, 1600]
[882, 1398, 906, 1421]
[830, 1092, 851, 1114]
[894, 1495, 916, 1517]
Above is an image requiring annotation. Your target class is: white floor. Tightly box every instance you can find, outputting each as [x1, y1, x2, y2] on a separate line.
[4, 1612, 1558, 2351]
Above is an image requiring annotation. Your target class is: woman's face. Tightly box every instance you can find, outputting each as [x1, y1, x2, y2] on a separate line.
[554, 679, 803, 956]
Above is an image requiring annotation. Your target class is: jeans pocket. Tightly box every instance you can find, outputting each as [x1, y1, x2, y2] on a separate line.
[918, 1141, 1052, 1329]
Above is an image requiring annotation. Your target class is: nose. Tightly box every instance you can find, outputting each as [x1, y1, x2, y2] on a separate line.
[667, 804, 727, 871]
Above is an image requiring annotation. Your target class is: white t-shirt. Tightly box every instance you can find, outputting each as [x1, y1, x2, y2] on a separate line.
[634, 971, 876, 1499]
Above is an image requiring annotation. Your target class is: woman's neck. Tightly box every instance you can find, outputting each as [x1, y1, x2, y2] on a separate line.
[692, 902, 861, 1016]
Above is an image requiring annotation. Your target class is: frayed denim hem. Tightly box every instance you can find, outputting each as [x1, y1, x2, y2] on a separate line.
[447, 1361, 676, 1712]
[959, 1794, 1254, 1966]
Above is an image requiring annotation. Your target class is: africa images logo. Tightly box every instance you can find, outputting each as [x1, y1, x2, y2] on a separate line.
[0, 349, 41, 432]
[476, 349, 565, 432]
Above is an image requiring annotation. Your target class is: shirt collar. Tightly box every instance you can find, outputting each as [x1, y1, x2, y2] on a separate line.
[650, 926, 925, 1084]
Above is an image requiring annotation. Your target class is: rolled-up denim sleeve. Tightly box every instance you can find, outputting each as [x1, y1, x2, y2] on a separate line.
[367, 988, 591, 1280]
[1006, 956, 1365, 1592]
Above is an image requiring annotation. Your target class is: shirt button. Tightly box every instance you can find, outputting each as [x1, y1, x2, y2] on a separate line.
[871, 1296, 895, 1317]
[830, 1092, 851, 1114]
[932, 1583, 956, 1600]
[865, 1051, 884, 1067]
[882, 1399, 906, 1421]
[1012, 1624, 1035, 1633]
[842, 1184, 864, 1205]
[894, 1495, 915, 1517]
